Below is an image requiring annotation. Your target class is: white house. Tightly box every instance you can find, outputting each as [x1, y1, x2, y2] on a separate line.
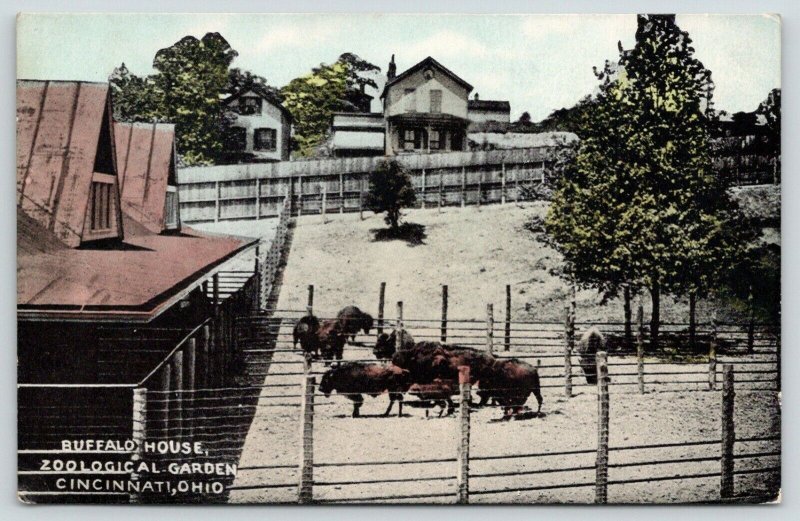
[222, 90, 292, 162]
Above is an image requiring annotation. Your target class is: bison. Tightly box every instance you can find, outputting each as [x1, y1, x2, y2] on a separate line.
[318, 362, 410, 417]
[318, 320, 348, 361]
[479, 358, 543, 419]
[391, 341, 447, 384]
[293, 315, 321, 357]
[373, 329, 416, 359]
[577, 327, 605, 384]
[336, 306, 374, 342]
[407, 379, 457, 417]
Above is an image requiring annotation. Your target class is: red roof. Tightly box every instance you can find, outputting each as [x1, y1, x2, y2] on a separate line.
[18, 210, 257, 321]
[16, 80, 120, 247]
[114, 122, 177, 233]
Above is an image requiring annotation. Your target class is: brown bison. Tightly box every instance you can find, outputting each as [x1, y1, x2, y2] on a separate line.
[407, 379, 457, 417]
[318, 320, 348, 361]
[577, 327, 605, 384]
[373, 329, 416, 359]
[319, 362, 410, 417]
[293, 315, 321, 357]
[479, 358, 543, 419]
[336, 306, 374, 342]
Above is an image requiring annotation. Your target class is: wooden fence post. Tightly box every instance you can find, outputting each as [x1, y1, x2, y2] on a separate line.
[501, 162, 507, 204]
[130, 387, 147, 503]
[456, 366, 471, 504]
[747, 286, 755, 354]
[421, 168, 427, 209]
[359, 178, 364, 220]
[441, 285, 448, 343]
[255, 178, 261, 220]
[339, 172, 344, 214]
[709, 319, 718, 391]
[298, 375, 316, 504]
[215, 181, 221, 222]
[395, 301, 404, 352]
[184, 339, 196, 438]
[461, 166, 466, 207]
[321, 185, 327, 223]
[595, 351, 609, 504]
[636, 303, 645, 394]
[377, 282, 386, 335]
[198, 327, 209, 391]
[202, 325, 212, 389]
[298, 175, 304, 215]
[515, 166, 520, 204]
[438, 173, 443, 213]
[170, 351, 184, 441]
[307, 284, 314, 315]
[720, 364, 735, 498]
[485, 303, 494, 354]
[564, 306, 573, 398]
[504, 285, 512, 351]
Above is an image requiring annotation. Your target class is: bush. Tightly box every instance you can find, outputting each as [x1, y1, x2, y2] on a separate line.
[365, 159, 417, 230]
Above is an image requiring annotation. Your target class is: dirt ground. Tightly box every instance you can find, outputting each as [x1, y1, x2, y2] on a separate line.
[222, 204, 779, 504]
[275, 204, 734, 323]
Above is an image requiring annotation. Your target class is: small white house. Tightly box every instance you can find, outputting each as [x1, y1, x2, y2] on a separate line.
[222, 90, 292, 162]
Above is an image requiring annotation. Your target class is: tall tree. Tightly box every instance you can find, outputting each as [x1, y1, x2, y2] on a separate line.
[547, 15, 745, 350]
[108, 63, 162, 123]
[152, 33, 238, 165]
[281, 53, 380, 157]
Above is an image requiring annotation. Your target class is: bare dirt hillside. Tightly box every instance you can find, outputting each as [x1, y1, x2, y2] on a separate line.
[277, 203, 721, 323]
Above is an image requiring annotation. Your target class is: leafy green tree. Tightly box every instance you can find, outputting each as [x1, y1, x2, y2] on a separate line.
[281, 53, 380, 157]
[152, 33, 238, 165]
[365, 159, 417, 230]
[547, 15, 745, 349]
[108, 63, 162, 123]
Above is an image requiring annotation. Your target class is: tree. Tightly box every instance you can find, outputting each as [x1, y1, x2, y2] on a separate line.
[281, 53, 380, 157]
[365, 159, 417, 230]
[152, 33, 238, 165]
[546, 15, 745, 350]
[108, 63, 162, 123]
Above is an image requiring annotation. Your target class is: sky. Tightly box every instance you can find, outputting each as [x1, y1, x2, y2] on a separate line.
[16, 13, 781, 121]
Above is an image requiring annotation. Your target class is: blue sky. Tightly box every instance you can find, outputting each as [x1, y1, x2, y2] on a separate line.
[17, 13, 780, 121]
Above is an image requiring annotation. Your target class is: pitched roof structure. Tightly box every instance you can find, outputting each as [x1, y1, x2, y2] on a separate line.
[114, 121, 178, 233]
[468, 99, 511, 112]
[16, 80, 121, 247]
[222, 89, 293, 121]
[18, 212, 257, 322]
[381, 56, 473, 98]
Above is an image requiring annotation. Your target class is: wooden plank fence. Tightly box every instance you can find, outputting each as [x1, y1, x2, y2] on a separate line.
[176, 148, 555, 223]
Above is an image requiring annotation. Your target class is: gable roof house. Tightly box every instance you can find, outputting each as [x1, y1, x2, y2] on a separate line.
[17, 80, 259, 385]
[222, 89, 292, 163]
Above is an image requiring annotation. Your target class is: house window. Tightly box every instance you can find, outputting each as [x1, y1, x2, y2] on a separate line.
[240, 96, 262, 116]
[430, 129, 442, 150]
[90, 182, 112, 231]
[404, 88, 416, 112]
[451, 131, 464, 151]
[430, 90, 442, 114]
[254, 128, 277, 151]
[402, 128, 427, 151]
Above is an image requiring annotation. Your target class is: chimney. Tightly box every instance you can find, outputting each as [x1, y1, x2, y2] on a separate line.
[387, 54, 397, 80]
[474, 92, 480, 100]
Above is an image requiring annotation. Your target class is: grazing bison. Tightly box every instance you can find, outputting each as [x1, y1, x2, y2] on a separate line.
[319, 362, 410, 417]
[373, 329, 416, 359]
[391, 342, 448, 384]
[293, 315, 321, 357]
[479, 358, 543, 419]
[429, 345, 497, 388]
[336, 306, 374, 342]
[318, 320, 348, 361]
[577, 327, 605, 384]
[407, 379, 457, 417]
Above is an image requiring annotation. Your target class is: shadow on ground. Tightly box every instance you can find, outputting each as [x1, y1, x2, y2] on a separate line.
[371, 222, 427, 246]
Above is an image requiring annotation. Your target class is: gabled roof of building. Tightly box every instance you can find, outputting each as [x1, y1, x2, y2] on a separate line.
[222, 89, 293, 121]
[16, 80, 119, 247]
[114, 121, 177, 233]
[18, 209, 257, 322]
[381, 56, 473, 98]
[468, 99, 511, 112]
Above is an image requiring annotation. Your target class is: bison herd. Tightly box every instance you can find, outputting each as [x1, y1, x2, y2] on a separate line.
[296, 306, 546, 420]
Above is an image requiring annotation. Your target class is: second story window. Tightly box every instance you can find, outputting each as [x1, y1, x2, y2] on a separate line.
[430, 90, 442, 114]
[404, 88, 416, 112]
[240, 96, 262, 116]
[254, 128, 277, 152]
